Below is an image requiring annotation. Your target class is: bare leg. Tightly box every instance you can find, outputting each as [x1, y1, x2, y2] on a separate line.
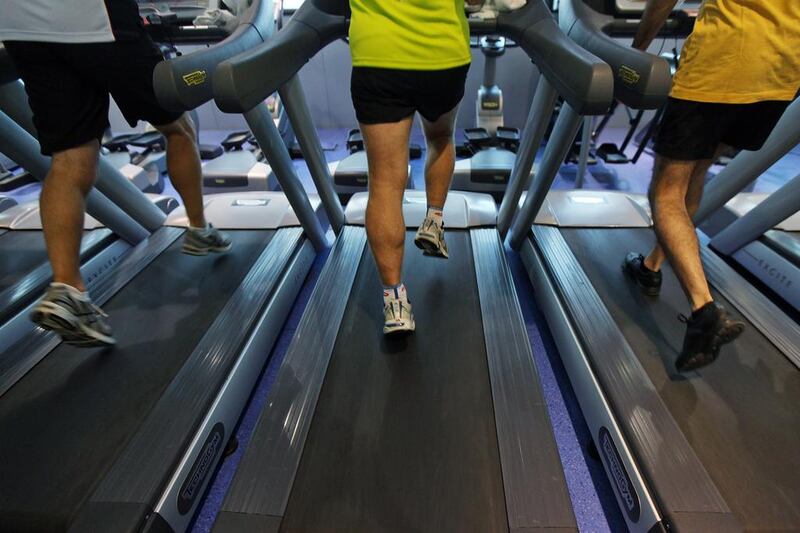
[154, 113, 205, 228]
[420, 107, 458, 208]
[361, 116, 414, 286]
[645, 144, 725, 272]
[648, 155, 714, 310]
[41, 140, 100, 291]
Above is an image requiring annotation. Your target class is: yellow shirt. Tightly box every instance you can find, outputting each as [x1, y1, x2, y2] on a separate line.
[349, 0, 471, 70]
[672, 0, 800, 103]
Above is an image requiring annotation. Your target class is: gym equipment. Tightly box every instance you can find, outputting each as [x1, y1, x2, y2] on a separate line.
[210, 1, 611, 531]
[102, 130, 168, 193]
[503, 1, 800, 531]
[453, 35, 527, 198]
[0, 2, 343, 532]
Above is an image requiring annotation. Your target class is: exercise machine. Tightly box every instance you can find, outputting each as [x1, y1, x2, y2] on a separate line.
[501, 1, 800, 531]
[0, 2, 345, 532]
[209, 1, 611, 531]
[452, 35, 525, 198]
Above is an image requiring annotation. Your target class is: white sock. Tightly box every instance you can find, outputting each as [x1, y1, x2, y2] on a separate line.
[189, 222, 210, 232]
[382, 283, 408, 306]
[51, 282, 90, 301]
[426, 206, 444, 226]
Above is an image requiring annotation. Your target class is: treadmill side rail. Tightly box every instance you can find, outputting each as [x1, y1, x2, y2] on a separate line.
[214, 227, 367, 531]
[472, 228, 577, 530]
[72, 228, 307, 533]
[700, 242, 800, 369]
[529, 225, 742, 533]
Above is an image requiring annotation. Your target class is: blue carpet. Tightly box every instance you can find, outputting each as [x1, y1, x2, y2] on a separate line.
[506, 246, 628, 532]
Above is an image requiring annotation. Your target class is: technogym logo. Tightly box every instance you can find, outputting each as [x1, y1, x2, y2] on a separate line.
[599, 427, 640, 523]
[178, 423, 225, 515]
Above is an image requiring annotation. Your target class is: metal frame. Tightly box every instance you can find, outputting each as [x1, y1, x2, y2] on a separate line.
[471, 228, 576, 531]
[70, 228, 312, 532]
[0, 81, 167, 233]
[695, 97, 800, 223]
[525, 226, 740, 533]
[214, 227, 366, 532]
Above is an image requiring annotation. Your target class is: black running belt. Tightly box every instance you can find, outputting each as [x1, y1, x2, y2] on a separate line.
[280, 232, 508, 532]
[560, 227, 800, 531]
[0, 230, 50, 293]
[0, 230, 273, 532]
[0, 229, 115, 324]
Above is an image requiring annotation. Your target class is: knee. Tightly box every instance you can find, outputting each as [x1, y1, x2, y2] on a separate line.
[49, 142, 99, 193]
[426, 131, 454, 154]
[156, 113, 197, 144]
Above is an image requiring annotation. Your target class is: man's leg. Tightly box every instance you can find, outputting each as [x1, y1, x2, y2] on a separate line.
[421, 107, 458, 208]
[648, 155, 714, 310]
[154, 114, 205, 228]
[414, 107, 458, 258]
[154, 114, 232, 255]
[644, 146, 723, 272]
[362, 117, 414, 286]
[32, 139, 115, 346]
[41, 140, 100, 291]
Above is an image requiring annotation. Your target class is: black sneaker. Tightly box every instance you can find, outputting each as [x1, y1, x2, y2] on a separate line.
[675, 302, 745, 372]
[623, 252, 662, 296]
[30, 283, 115, 347]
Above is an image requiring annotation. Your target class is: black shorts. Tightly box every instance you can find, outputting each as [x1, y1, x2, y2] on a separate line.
[653, 97, 790, 161]
[4, 35, 182, 156]
[351, 65, 470, 125]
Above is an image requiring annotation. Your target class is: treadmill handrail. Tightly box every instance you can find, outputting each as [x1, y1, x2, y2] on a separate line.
[153, 0, 279, 111]
[214, 0, 348, 113]
[558, 0, 671, 109]
[214, 0, 613, 116]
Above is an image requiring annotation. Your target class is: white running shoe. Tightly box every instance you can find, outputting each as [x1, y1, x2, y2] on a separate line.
[383, 297, 416, 335]
[414, 216, 449, 258]
[30, 283, 115, 347]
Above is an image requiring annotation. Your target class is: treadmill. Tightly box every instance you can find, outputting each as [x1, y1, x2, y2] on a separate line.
[501, 1, 800, 531]
[0, 1, 345, 531]
[690, 97, 800, 312]
[209, 1, 611, 530]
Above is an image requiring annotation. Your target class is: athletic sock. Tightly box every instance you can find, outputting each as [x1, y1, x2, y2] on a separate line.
[426, 205, 444, 226]
[383, 283, 408, 306]
[51, 282, 90, 301]
[189, 222, 211, 233]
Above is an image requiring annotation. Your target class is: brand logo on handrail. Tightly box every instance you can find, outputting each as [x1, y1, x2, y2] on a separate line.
[183, 70, 208, 87]
[618, 66, 641, 86]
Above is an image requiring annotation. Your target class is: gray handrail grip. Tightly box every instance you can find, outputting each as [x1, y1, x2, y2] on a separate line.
[153, 0, 278, 111]
[559, 0, 671, 109]
[214, 2, 348, 113]
[214, 0, 612, 116]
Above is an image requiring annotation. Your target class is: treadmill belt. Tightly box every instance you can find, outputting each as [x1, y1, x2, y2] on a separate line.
[0, 230, 273, 532]
[0, 230, 49, 293]
[281, 231, 508, 532]
[560, 227, 800, 531]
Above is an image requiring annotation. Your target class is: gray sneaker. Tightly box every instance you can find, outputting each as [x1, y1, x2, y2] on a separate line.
[414, 217, 448, 258]
[182, 223, 232, 255]
[30, 283, 115, 347]
[384, 298, 416, 335]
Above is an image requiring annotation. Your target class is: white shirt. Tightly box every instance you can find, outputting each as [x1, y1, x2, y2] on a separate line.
[0, 0, 117, 43]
